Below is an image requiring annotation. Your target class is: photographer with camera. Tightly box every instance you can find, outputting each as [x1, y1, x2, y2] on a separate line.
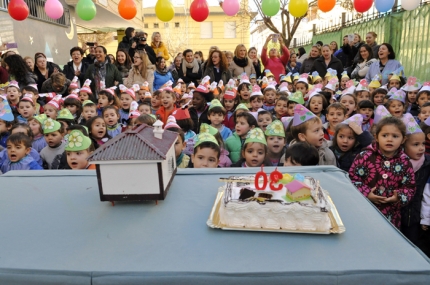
[128, 32, 157, 65]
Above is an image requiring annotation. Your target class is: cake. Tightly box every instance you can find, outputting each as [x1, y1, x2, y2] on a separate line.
[218, 174, 332, 232]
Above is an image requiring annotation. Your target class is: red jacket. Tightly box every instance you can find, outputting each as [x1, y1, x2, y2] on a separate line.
[261, 45, 290, 82]
[156, 106, 177, 125]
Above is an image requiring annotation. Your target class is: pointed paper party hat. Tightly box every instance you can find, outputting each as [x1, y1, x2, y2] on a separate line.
[235, 103, 249, 112]
[369, 75, 381, 88]
[164, 115, 180, 129]
[200, 123, 219, 136]
[281, 73, 292, 83]
[342, 80, 356, 96]
[80, 79, 92, 94]
[65, 130, 92, 152]
[239, 73, 251, 85]
[172, 105, 191, 120]
[373, 105, 392, 124]
[140, 81, 149, 91]
[194, 132, 219, 148]
[173, 83, 182, 94]
[325, 77, 339, 92]
[210, 81, 219, 96]
[278, 82, 289, 93]
[195, 76, 211, 93]
[245, 128, 267, 145]
[82, 100, 94, 107]
[281, 116, 293, 129]
[401, 76, 422, 92]
[265, 120, 285, 137]
[289, 91, 305, 105]
[341, 71, 349, 80]
[21, 94, 34, 104]
[218, 80, 224, 91]
[144, 92, 152, 99]
[42, 118, 62, 134]
[57, 108, 74, 120]
[356, 79, 369, 91]
[69, 76, 79, 89]
[325, 68, 337, 79]
[65, 93, 80, 101]
[297, 73, 309, 84]
[250, 74, 256, 79]
[292, 72, 299, 81]
[261, 76, 269, 89]
[264, 81, 277, 91]
[34, 114, 47, 124]
[312, 71, 322, 83]
[292, 104, 317, 126]
[389, 68, 402, 82]
[129, 101, 140, 119]
[209, 99, 223, 110]
[402, 113, 423, 135]
[389, 89, 406, 103]
[308, 84, 323, 99]
[0, 100, 14, 122]
[340, 114, 364, 126]
[223, 79, 237, 100]
[187, 82, 196, 89]
[249, 108, 266, 120]
[424, 116, 430, 127]
[46, 95, 63, 109]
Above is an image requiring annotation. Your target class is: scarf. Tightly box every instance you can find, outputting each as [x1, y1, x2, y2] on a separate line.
[182, 58, 200, 75]
[93, 59, 108, 94]
[410, 155, 425, 173]
[156, 66, 168, 75]
[233, 56, 248, 68]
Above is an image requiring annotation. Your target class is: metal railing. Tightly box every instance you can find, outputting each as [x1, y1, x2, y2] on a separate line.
[0, 0, 70, 27]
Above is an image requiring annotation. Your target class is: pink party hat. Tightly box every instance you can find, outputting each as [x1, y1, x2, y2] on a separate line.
[340, 114, 363, 126]
[129, 101, 140, 119]
[389, 89, 406, 103]
[401, 77, 422, 92]
[278, 82, 289, 93]
[297, 73, 309, 84]
[80, 79, 92, 94]
[46, 95, 63, 109]
[342, 80, 356, 96]
[373, 105, 392, 124]
[164, 115, 180, 129]
[402, 113, 422, 135]
[249, 108, 266, 120]
[292, 104, 317, 126]
[356, 79, 369, 91]
[239, 73, 250, 85]
[424, 116, 430, 127]
[324, 78, 338, 92]
[250, 85, 263, 97]
[69, 76, 79, 89]
[308, 84, 323, 99]
[420, 82, 430, 93]
[21, 94, 34, 104]
[66, 93, 80, 100]
[281, 116, 293, 129]
[103, 86, 117, 96]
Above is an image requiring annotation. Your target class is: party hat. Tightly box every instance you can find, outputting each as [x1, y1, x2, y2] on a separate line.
[424, 116, 430, 127]
[34, 114, 47, 124]
[325, 77, 339, 92]
[69, 76, 79, 89]
[325, 68, 337, 79]
[389, 68, 402, 82]
[308, 84, 323, 99]
[181, 93, 192, 100]
[389, 89, 406, 103]
[312, 71, 322, 83]
[401, 77, 422, 92]
[82, 100, 94, 107]
[195, 76, 211, 93]
[245, 128, 267, 145]
[173, 83, 182, 94]
[281, 73, 292, 83]
[129, 101, 140, 119]
[340, 114, 363, 126]
[402, 113, 423, 135]
[373, 105, 392, 124]
[292, 73, 299, 81]
[250, 85, 263, 97]
[264, 81, 277, 91]
[341, 71, 349, 80]
[264, 120, 285, 137]
[224, 79, 237, 100]
[265, 69, 274, 79]
[194, 132, 219, 148]
[239, 73, 251, 85]
[172, 105, 191, 120]
[65, 93, 80, 101]
[419, 82, 430, 94]
[250, 74, 256, 79]
[342, 80, 356, 96]
[103, 86, 117, 96]
[0, 100, 14, 122]
[65, 130, 92, 152]
[144, 92, 152, 99]
[218, 80, 224, 91]
[21, 94, 34, 104]
[164, 115, 180, 129]
[42, 118, 62, 134]
[261, 76, 269, 89]
[187, 82, 196, 89]
[356, 79, 369, 91]
[140, 82, 149, 91]
[57, 108, 74, 120]
[250, 108, 266, 120]
[292, 104, 317, 126]
[297, 73, 309, 84]
[369, 75, 381, 88]
[289, 91, 305, 105]
[200, 123, 219, 136]
[46, 95, 63, 109]
[7, 80, 19, 89]
[80, 79, 92, 94]
[278, 82, 289, 93]
[235, 103, 249, 112]
[281, 116, 293, 129]
[209, 99, 223, 110]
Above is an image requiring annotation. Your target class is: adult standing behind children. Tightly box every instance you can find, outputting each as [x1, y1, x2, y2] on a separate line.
[151, 32, 170, 61]
[62, 47, 89, 87]
[178, 49, 202, 86]
[365, 43, 404, 86]
[261, 34, 290, 82]
[153, 57, 174, 91]
[202, 48, 232, 84]
[311, 44, 344, 81]
[228, 44, 256, 79]
[300, 45, 321, 74]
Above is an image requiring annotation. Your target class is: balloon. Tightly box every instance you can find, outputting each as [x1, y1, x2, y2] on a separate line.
[401, 0, 420, 11]
[45, 0, 64, 20]
[118, 0, 137, 20]
[7, 0, 29, 21]
[222, 0, 240, 16]
[318, 0, 336, 13]
[353, 0, 373, 13]
[190, 0, 209, 22]
[155, 0, 175, 22]
[374, 0, 394, 12]
[76, 0, 97, 21]
[261, 0, 280, 17]
[289, 0, 309, 18]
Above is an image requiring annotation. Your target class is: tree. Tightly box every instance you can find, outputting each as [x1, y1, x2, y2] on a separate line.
[252, 0, 354, 47]
[77, 32, 115, 48]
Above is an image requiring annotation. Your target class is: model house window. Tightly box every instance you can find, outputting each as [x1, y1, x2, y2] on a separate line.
[200, 22, 212, 39]
[224, 22, 236, 38]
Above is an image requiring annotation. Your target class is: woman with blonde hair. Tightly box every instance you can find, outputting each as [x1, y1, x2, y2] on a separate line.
[202, 48, 232, 83]
[228, 44, 255, 78]
[151, 32, 169, 60]
[124, 50, 154, 92]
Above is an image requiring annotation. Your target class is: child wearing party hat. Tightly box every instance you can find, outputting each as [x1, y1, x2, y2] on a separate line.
[289, 104, 336, 166]
[0, 133, 43, 173]
[44, 95, 63, 120]
[119, 84, 140, 126]
[237, 73, 252, 108]
[231, 128, 271, 167]
[295, 74, 309, 97]
[63, 94, 82, 120]
[188, 76, 214, 133]
[386, 88, 406, 118]
[207, 99, 232, 141]
[0, 99, 16, 149]
[265, 120, 286, 166]
[355, 79, 371, 103]
[340, 71, 349, 91]
[262, 82, 277, 112]
[399, 113, 430, 255]
[286, 91, 304, 117]
[357, 100, 374, 132]
[225, 112, 257, 164]
[323, 103, 347, 141]
[312, 71, 323, 85]
[329, 114, 373, 172]
[127, 101, 141, 130]
[65, 130, 96, 170]
[307, 90, 328, 124]
[28, 114, 48, 153]
[368, 75, 381, 93]
[80, 100, 98, 125]
[6, 81, 21, 112]
[349, 115, 415, 229]
[40, 118, 66, 169]
[103, 105, 122, 138]
[57, 107, 75, 129]
[16, 94, 36, 123]
[402, 77, 422, 116]
[172, 105, 196, 156]
[221, 79, 239, 130]
[200, 123, 232, 167]
[249, 85, 264, 112]
[79, 79, 95, 102]
[388, 69, 403, 90]
[21, 84, 42, 115]
[190, 132, 220, 168]
[371, 87, 387, 107]
[97, 85, 120, 116]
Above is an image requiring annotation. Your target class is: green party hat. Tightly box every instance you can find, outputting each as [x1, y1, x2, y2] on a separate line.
[57, 108, 74, 120]
[65, 130, 92, 151]
[42, 118, 61, 134]
[82, 100, 95, 107]
[34, 114, 47, 124]
[264, 120, 285, 137]
[288, 91, 304, 104]
[200, 123, 219, 136]
[209, 99, 223, 110]
[235, 103, 249, 112]
[245, 128, 267, 145]
[194, 132, 219, 148]
[149, 114, 156, 120]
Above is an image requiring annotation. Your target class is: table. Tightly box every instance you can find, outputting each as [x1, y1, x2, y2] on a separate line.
[0, 166, 429, 285]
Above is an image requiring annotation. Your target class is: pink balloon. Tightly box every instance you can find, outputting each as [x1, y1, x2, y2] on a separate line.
[45, 0, 64, 20]
[222, 0, 240, 16]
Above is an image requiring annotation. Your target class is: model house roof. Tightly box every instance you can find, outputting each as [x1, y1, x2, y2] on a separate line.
[87, 124, 177, 161]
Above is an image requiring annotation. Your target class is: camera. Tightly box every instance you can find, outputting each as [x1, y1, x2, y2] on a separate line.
[133, 37, 146, 43]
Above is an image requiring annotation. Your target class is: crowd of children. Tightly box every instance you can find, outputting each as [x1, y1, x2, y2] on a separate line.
[0, 66, 429, 256]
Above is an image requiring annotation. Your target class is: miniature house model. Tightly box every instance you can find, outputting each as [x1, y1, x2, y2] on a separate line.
[286, 180, 311, 201]
[88, 121, 178, 202]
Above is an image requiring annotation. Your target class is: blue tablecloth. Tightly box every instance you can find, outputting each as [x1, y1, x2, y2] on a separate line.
[0, 166, 429, 285]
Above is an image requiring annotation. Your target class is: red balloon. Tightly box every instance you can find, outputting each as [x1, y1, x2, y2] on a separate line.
[8, 0, 29, 21]
[354, 0, 373, 13]
[190, 0, 209, 22]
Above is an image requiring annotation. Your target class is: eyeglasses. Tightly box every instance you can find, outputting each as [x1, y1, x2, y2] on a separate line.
[133, 56, 141, 59]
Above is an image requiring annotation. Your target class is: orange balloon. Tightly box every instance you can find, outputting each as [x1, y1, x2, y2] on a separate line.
[118, 0, 137, 20]
[318, 0, 336, 12]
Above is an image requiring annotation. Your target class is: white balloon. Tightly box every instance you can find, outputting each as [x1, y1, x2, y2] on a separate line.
[401, 0, 420, 11]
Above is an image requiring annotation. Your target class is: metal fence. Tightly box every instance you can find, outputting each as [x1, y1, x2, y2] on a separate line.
[0, 0, 70, 27]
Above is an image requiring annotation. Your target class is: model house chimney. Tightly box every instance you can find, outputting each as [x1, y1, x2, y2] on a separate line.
[153, 120, 164, 139]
